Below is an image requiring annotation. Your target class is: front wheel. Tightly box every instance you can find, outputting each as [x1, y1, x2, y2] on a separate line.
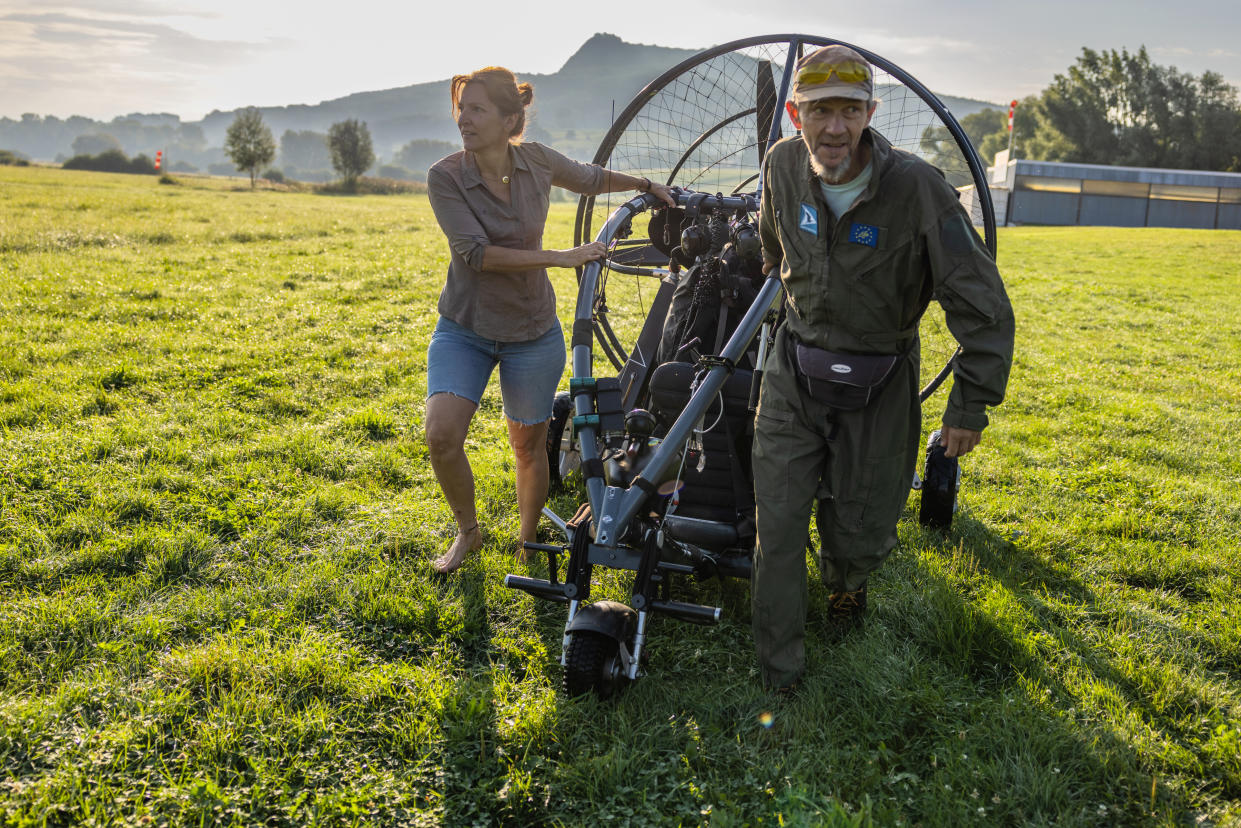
[563, 630, 625, 698]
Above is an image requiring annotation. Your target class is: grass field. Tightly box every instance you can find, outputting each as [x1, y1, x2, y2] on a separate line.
[2, 165, 1240, 827]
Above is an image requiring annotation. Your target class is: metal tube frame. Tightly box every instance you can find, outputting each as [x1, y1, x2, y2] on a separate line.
[574, 191, 779, 549]
[533, 33, 1000, 674]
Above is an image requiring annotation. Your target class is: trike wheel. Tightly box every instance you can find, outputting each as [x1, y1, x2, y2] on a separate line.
[546, 390, 579, 492]
[563, 630, 625, 699]
[918, 429, 960, 529]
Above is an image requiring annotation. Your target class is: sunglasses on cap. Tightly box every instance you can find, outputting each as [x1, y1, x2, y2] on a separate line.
[796, 61, 871, 87]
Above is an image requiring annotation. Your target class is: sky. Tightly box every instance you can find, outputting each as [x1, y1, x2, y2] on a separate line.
[2, 0, 1240, 122]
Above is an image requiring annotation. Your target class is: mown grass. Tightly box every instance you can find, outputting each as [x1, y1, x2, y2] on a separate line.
[2, 164, 1240, 826]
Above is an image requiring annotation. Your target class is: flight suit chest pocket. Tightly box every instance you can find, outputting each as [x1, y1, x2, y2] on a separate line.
[775, 204, 826, 274]
[835, 224, 919, 329]
[834, 221, 897, 278]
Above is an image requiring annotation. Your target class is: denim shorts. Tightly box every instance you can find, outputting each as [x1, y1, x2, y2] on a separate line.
[426, 316, 566, 424]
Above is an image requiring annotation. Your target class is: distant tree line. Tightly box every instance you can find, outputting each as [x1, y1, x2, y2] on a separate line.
[271, 133, 455, 182]
[62, 149, 157, 175]
[924, 46, 1241, 174]
[1, 113, 212, 167]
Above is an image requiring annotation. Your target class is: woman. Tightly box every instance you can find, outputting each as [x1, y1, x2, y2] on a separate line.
[425, 66, 675, 574]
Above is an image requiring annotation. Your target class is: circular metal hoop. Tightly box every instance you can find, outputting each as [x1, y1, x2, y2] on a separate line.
[573, 34, 997, 400]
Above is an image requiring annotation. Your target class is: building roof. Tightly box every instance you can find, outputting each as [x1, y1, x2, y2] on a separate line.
[1009, 158, 1241, 189]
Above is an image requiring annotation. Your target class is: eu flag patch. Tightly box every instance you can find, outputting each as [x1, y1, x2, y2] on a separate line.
[849, 222, 879, 248]
[799, 203, 818, 236]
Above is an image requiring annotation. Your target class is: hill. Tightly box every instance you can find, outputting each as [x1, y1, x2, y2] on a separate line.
[2, 33, 998, 170]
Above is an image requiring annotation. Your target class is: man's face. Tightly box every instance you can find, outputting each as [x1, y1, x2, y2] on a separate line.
[795, 97, 876, 184]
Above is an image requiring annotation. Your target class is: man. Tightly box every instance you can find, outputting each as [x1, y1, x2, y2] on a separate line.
[751, 44, 1015, 691]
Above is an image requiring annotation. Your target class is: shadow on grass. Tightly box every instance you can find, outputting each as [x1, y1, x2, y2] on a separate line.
[421, 562, 559, 826]
[889, 510, 1231, 819]
[515, 500, 1232, 823]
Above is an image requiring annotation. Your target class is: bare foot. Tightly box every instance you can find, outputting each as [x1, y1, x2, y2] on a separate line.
[432, 524, 482, 574]
[515, 542, 536, 564]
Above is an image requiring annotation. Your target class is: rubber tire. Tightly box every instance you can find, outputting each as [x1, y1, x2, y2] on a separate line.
[546, 391, 573, 491]
[919, 435, 959, 529]
[563, 630, 624, 699]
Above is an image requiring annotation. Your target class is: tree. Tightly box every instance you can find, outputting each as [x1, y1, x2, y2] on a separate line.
[327, 119, 374, 188]
[62, 149, 155, 174]
[925, 48, 1241, 173]
[920, 107, 1009, 185]
[279, 129, 331, 173]
[224, 107, 276, 188]
[1034, 47, 1241, 170]
[1175, 71, 1241, 171]
[394, 138, 457, 174]
[71, 133, 122, 157]
[972, 96, 1064, 164]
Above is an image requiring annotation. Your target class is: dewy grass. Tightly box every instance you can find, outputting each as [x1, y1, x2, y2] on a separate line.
[2, 164, 1241, 826]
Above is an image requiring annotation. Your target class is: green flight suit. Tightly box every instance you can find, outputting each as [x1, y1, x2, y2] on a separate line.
[752, 128, 1015, 689]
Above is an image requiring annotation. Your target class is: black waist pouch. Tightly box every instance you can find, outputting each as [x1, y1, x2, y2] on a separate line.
[793, 341, 903, 410]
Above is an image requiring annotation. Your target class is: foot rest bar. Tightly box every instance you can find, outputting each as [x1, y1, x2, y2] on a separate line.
[504, 574, 569, 603]
[649, 599, 721, 624]
[522, 542, 565, 555]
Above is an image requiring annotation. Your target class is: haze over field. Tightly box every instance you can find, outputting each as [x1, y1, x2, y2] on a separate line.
[3, 0, 1240, 122]
[0, 33, 1002, 167]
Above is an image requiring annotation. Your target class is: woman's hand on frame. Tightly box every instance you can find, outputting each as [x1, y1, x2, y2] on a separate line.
[647, 181, 677, 208]
[556, 241, 607, 268]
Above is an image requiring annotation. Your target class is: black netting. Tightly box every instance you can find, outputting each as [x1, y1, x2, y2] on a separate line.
[575, 36, 993, 397]
[580, 39, 990, 244]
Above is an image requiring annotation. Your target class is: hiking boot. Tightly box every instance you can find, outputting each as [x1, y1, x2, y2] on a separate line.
[827, 581, 868, 629]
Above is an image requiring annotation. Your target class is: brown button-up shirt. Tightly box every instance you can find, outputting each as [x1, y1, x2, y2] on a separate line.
[427, 142, 608, 342]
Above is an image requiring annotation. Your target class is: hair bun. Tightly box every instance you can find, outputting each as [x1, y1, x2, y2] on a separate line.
[517, 83, 534, 107]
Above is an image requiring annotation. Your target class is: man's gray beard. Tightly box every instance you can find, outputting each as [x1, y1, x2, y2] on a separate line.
[810, 151, 852, 184]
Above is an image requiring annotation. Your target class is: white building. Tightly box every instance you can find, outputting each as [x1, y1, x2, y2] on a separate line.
[985, 153, 1241, 229]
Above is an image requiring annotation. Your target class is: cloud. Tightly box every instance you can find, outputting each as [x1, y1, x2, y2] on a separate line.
[0, 8, 293, 118]
[1, 12, 277, 66]
[14, 0, 206, 16]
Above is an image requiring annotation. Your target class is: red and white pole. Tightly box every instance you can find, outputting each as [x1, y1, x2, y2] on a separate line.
[1006, 100, 1018, 157]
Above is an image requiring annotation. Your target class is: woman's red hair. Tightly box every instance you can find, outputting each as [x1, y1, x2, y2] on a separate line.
[450, 67, 534, 141]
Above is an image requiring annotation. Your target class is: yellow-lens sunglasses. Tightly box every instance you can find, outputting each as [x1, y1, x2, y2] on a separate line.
[796, 61, 871, 87]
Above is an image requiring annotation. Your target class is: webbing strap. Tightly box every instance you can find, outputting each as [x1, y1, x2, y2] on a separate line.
[571, 319, 594, 348]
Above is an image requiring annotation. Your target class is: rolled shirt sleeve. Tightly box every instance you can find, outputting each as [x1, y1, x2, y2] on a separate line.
[427, 165, 490, 271]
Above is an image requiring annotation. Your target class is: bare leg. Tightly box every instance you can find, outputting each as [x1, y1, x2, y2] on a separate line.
[426, 392, 484, 573]
[506, 416, 550, 557]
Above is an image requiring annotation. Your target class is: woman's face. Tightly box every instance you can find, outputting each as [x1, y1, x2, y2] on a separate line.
[456, 82, 516, 153]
